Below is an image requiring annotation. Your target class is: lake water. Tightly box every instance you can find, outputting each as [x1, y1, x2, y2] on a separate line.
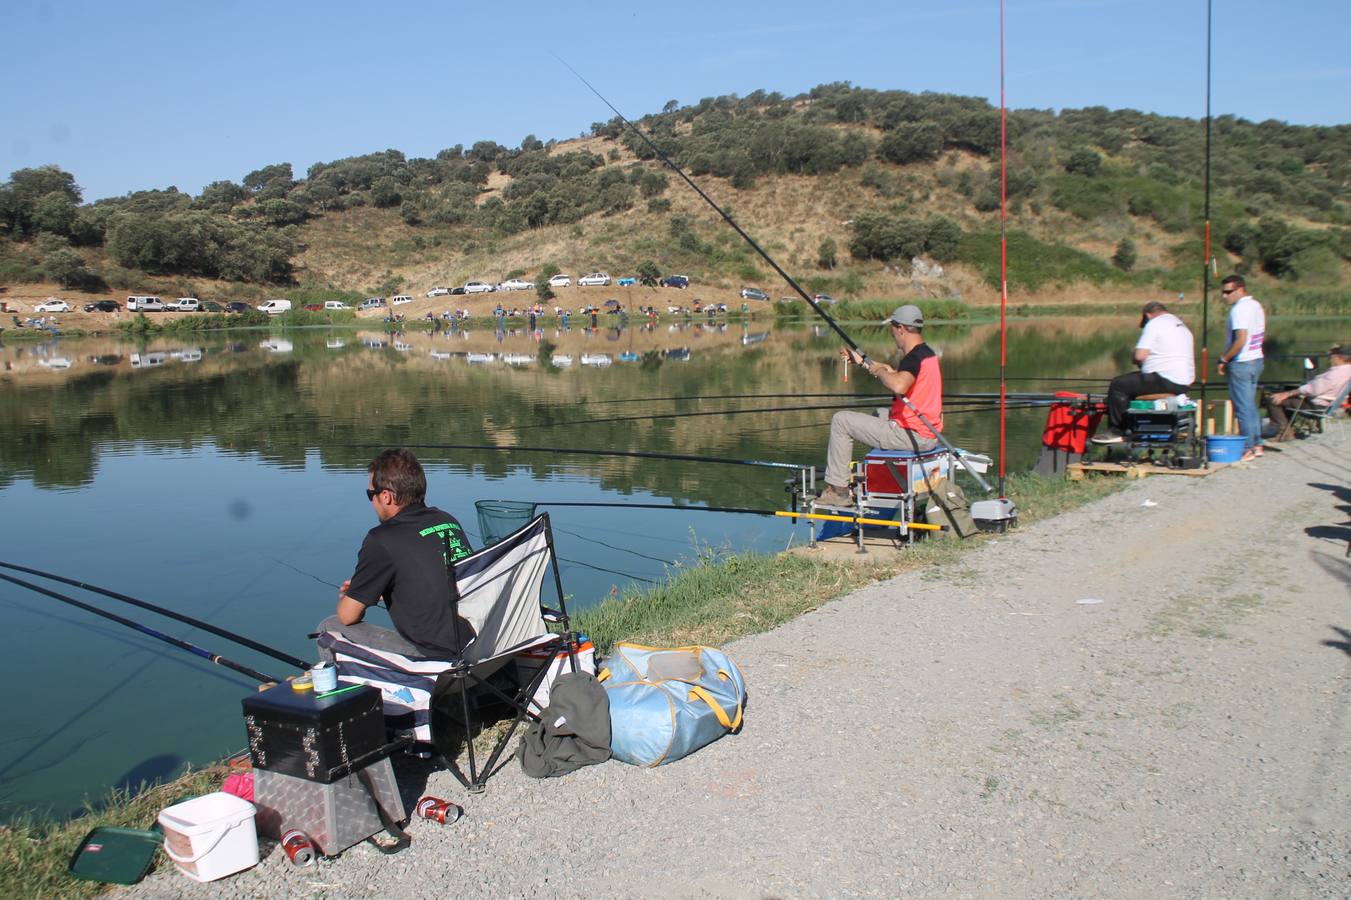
[0, 313, 1340, 818]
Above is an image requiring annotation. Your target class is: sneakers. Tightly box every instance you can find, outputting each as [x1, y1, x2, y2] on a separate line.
[1090, 429, 1125, 445]
[816, 484, 854, 507]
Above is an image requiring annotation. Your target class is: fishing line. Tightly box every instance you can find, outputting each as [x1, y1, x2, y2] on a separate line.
[460, 525, 658, 585]
[0, 560, 310, 670]
[263, 554, 341, 589]
[0, 572, 280, 684]
[547, 524, 677, 566]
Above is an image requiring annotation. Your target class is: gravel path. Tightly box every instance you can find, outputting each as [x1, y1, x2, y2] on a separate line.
[131, 431, 1351, 899]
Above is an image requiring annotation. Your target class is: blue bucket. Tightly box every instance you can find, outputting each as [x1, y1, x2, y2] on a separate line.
[1206, 435, 1247, 463]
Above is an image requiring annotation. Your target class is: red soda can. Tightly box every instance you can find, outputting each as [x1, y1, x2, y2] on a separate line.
[280, 828, 315, 867]
[415, 796, 462, 825]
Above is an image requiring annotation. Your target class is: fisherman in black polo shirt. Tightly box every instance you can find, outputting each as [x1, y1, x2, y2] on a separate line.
[317, 448, 474, 660]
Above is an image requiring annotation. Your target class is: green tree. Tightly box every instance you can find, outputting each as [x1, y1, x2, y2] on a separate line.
[817, 237, 838, 269]
[371, 177, 402, 208]
[41, 247, 92, 288]
[878, 122, 942, 165]
[31, 191, 78, 236]
[1113, 235, 1134, 270]
[1112, 238, 1137, 272]
[1064, 149, 1102, 177]
[924, 216, 962, 262]
[400, 200, 421, 226]
[637, 260, 661, 286]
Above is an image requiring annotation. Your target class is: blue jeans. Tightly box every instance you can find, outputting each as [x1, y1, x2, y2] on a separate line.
[1227, 358, 1264, 450]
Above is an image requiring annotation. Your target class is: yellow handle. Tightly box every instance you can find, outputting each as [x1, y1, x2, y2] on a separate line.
[687, 685, 743, 731]
[597, 667, 611, 683]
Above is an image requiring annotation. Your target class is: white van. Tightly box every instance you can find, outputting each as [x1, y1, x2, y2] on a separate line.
[127, 295, 164, 312]
[257, 299, 292, 315]
[323, 300, 349, 311]
[391, 295, 413, 306]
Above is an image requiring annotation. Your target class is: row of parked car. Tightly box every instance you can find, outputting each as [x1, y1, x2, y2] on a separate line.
[423, 272, 697, 297]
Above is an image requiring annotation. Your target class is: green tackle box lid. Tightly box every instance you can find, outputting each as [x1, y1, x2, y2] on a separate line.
[68, 825, 162, 885]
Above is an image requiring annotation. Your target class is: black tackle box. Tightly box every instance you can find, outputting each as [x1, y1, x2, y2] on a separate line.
[242, 683, 388, 783]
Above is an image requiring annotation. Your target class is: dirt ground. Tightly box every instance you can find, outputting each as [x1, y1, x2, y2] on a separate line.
[128, 425, 1351, 898]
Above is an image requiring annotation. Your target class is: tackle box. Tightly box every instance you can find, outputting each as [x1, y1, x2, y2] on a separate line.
[242, 683, 387, 783]
[860, 449, 950, 499]
[252, 758, 405, 857]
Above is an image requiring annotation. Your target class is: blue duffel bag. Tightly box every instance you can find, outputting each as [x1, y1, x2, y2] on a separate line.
[598, 642, 746, 767]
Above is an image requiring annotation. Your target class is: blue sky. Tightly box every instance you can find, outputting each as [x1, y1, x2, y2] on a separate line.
[4, 0, 1348, 202]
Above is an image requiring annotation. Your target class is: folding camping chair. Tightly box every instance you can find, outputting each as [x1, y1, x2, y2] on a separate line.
[1277, 377, 1351, 444]
[319, 513, 578, 793]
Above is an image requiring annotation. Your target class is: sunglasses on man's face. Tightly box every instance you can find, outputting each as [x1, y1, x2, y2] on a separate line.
[1222, 288, 1238, 295]
[366, 487, 380, 501]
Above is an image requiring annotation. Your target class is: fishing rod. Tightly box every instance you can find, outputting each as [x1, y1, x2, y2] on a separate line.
[0, 561, 311, 671]
[1199, 0, 1214, 460]
[514, 397, 1028, 432]
[559, 60, 993, 494]
[0, 572, 280, 684]
[362, 442, 809, 471]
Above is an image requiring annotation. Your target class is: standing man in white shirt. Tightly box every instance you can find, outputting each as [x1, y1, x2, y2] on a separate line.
[1217, 274, 1266, 461]
[1092, 301, 1195, 444]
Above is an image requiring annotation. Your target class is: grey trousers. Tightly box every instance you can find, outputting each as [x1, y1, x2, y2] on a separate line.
[316, 614, 425, 663]
[825, 409, 939, 487]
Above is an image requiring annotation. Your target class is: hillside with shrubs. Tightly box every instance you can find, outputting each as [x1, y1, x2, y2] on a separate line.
[1, 82, 1347, 306]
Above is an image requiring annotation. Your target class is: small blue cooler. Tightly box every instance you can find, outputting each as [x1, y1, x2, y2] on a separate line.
[1206, 435, 1247, 463]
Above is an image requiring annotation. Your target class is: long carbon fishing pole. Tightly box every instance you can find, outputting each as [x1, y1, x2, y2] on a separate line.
[560, 59, 992, 493]
[516, 397, 1026, 432]
[358, 442, 808, 470]
[0, 560, 310, 670]
[1200, 0, 1214, 459]
[0, 572, 280, 684]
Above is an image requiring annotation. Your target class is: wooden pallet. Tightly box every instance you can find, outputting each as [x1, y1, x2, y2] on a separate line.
[1067, 461, 1220, 480]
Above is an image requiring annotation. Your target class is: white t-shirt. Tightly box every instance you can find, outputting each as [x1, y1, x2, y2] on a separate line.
[1227, 295, 1265, 362]
[1136, 312, 1195, 385]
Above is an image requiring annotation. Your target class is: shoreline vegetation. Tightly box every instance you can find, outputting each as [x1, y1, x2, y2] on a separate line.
[2, 288, 1347, 343]
[0, 470, 1122, 897]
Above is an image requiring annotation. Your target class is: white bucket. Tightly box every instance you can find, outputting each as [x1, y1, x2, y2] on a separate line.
[158, 792, 259, 882]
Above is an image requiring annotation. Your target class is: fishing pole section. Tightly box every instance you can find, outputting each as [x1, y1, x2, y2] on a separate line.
[0, 571, 285, 685]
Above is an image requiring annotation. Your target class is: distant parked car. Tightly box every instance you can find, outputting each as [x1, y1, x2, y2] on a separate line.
[426, 287, 451, 297]
[35, 299, 72, 313]
[616, 277, 637, 287]
[463, 281, 495, 294]
[257, 299, 292, 315]
[84, 300, 121, 312]
[739, 287, 769, 301]
[202, 301, 225, 312]
[578, 272, 611, 287]
[165, 298, 201, 312]
[450, 286, 467, 295]
[127, 295, 164, 312]
[497, 278, 535, 293]
[812, 293, 836, 305]
[548, 274, 572, 288]
[660, 275, 690, 289]
[303, 303, 324, 312]
[225, 301, 252, 314]
[391, 294, 414, 306]
[323, 300, 349, 310]
[359, 297, 386, 311]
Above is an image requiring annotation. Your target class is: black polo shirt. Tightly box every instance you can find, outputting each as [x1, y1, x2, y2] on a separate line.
[346, 502, 473, 656]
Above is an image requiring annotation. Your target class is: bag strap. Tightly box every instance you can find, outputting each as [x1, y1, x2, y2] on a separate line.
[687, 685, 743, 731]
[597, 667, 611, 683]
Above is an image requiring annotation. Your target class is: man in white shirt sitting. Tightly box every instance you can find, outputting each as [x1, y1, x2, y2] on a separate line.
[1265, 345, 1351, 440]
[1092, 301, 1195, 445]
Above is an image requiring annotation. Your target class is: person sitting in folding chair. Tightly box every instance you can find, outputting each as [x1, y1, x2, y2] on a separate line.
[318, 448, 475, 663]
[1265, 345, 1351, 441]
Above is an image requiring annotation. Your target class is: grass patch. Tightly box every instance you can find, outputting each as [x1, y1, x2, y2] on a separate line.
[0, 763, 228, 898]
[957, 230, 1140, 292]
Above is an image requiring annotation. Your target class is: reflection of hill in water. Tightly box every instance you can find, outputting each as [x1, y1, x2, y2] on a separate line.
[2, 318, 1338, 496]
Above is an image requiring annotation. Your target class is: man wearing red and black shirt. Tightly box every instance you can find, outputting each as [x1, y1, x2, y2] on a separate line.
[819, 304, 943, 507]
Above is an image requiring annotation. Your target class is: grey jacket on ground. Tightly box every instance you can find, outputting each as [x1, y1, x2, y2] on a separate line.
[517, 672, 612, 778]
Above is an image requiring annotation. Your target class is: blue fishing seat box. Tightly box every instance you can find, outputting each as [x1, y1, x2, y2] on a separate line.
[242, 683, 387, 783]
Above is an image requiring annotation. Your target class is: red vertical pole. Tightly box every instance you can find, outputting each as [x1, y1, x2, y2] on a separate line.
[998, 0, 1009, 496]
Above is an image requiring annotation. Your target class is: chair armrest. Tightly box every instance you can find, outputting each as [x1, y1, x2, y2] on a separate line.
[540, 607, 564, 624]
